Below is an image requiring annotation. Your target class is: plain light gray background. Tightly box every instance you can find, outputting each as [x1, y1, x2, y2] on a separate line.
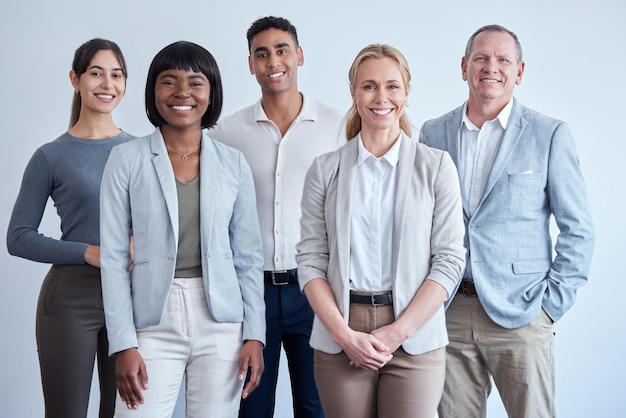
[1, 0, 623, 417]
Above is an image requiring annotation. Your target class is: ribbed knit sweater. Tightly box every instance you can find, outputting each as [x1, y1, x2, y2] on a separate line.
[7, 131, 134, 264]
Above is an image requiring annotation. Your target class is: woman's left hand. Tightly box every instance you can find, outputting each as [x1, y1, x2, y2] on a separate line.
[371, 323, 407, 354]
[238, 340, 264, 399]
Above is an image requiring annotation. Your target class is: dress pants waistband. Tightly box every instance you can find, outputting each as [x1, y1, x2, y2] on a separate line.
[264, 269, 298, 286]
[349, 291, 393, 306]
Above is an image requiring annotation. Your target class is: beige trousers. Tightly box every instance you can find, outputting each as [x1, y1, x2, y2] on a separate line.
[438, 294, 555, 418]
[314, 300, 445, 418]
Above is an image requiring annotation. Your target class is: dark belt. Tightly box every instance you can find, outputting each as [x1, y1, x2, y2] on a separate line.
[264, 269, 298, 286]
[350, 293, 393, 306]
[458, 280, 478, 297]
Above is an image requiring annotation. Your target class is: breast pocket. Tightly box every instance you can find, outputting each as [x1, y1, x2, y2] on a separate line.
[507, 172, 547, 217]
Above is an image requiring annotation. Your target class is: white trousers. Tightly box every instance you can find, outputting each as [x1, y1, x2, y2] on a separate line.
[114, 278, 244, 418]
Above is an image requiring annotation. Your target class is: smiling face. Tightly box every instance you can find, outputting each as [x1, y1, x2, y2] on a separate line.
[154, 68, 211, 132]
[71, 49, 125, 117]
[462, 30, 524, 109]
[351, 56, 408, 137]
[248, 27, 303, 96]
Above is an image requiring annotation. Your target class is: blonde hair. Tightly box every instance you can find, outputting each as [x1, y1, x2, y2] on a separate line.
[345, 44, 412, 140]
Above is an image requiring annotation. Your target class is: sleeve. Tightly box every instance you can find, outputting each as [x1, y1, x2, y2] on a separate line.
[428, 151, 467, 300]
[296, 157, 330, 289]
[543, 122, 595, 321]
[7, 149, 88, 264]
[99, 146, 137, 354]
[229, 152, 266, 344]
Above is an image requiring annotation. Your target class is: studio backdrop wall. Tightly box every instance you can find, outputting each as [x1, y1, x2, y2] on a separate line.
[1, 1, 623, 417]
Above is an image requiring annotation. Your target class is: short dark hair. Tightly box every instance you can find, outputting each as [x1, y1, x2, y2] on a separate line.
[145, 41, 223, 129]
[246, 16, 299, 52]
[70, 38, 127, 128]
[465, 24, 523, 63]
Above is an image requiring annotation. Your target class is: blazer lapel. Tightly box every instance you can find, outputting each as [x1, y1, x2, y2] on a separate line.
[336, 139, 358, 283]
[446, 108, 470, 216]
[391, 135, 414, 281]
[199, 131, 217, 246]
[150, 129, 179, 242]
[476, 99, 527, 212]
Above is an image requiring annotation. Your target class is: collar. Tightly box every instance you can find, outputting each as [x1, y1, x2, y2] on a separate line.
[357, 132, 402, 167]
[252, 92, 317, 123]
[461, 98, 514, 131]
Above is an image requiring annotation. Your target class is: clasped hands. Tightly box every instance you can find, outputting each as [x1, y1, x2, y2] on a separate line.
[341, 323, 405, 370]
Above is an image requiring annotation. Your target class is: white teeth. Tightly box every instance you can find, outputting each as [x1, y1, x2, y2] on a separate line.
[481, 79, 499, 83]
[371, 109, 393, 115]
[172, 105, 193, 111]
[269, 72, 284, 78]
[96, 94, 114, 100]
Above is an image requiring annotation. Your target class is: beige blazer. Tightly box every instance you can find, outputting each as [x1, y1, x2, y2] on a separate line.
[296, 134, 466, 356]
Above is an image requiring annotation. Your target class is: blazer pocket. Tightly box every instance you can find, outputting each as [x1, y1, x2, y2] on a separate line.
[507, 172, 546, 214]
[512, 258, 551, 275]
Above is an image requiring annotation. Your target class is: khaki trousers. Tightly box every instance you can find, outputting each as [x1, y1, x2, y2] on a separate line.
[438, 294, 555, 418]
[314, 300, 445, 418]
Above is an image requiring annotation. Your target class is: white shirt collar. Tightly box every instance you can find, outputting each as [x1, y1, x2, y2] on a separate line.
[461, 98, 514, 131]
[356, 132, 402, 167]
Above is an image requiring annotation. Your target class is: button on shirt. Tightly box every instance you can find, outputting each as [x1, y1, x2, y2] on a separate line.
[349, 134, 400, 291]
[208, 95, 344, 271]
[460, 99, 512, 278]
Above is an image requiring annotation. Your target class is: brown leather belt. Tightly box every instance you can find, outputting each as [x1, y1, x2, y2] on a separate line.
[458, 281, 478, 297]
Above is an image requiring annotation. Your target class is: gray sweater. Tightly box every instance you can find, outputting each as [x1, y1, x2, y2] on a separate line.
[7, 131, 134, 264]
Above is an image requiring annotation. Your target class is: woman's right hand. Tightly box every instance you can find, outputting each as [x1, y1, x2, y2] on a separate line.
[115, 348, 148, 410]
[339, 329, 393, 371]
[84, 245, 100, 268]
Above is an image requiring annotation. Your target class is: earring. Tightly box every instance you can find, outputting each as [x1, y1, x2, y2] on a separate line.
[405, 101, 409, 107]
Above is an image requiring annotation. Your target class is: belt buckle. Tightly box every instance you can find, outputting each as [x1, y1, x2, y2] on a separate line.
[460, 281, 476, 297]
[371, 294, 383, 306]
[270, 270, 289, 286]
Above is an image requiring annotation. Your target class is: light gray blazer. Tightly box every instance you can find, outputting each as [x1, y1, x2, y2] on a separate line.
[420, 98, 595, 328]
[296, 134, 466, 356]
[100, 128, 265, 355]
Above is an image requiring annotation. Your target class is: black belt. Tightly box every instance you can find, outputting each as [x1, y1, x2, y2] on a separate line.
[350, 293, 393, 306]
[458, 280, 478, 297]
[264, 269, 298, 286]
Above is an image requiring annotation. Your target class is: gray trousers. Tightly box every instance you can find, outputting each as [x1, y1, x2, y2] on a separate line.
[36, 264, 116, 418]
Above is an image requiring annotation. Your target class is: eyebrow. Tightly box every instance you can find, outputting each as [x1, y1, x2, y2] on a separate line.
[253, 42, 291, 54]
[158, 72, 207, 81]
[88, 64, 124, 72]
[360, 79, 402, 84]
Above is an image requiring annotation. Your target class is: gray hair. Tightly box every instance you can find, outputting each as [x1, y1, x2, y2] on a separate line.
[464, 24, 523, 63]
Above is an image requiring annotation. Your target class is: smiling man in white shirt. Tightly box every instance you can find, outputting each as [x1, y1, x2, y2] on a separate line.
[209, 16, 343, 418]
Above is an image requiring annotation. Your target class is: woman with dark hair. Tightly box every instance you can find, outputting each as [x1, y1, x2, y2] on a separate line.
[7, 38, 132, 417]
[99, 41, 265, 417]
[296, 44, 466, 417]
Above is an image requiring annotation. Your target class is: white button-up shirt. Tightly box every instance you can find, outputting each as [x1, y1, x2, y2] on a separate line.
[349, 134, 401, 291]
[460, 99, 512, 279]
[209, 94, 344, 271]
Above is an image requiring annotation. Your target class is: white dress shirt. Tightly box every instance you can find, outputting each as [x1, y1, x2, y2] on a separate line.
[208, 94, 344, 271]
[460, 99, 512, 279]
[349, 134, 401, 291]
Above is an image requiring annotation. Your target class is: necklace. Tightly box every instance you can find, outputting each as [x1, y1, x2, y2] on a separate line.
[165, 142, 200, 160]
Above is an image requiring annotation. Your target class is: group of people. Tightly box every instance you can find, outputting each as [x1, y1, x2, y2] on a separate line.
[6, 15, 594, 418]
